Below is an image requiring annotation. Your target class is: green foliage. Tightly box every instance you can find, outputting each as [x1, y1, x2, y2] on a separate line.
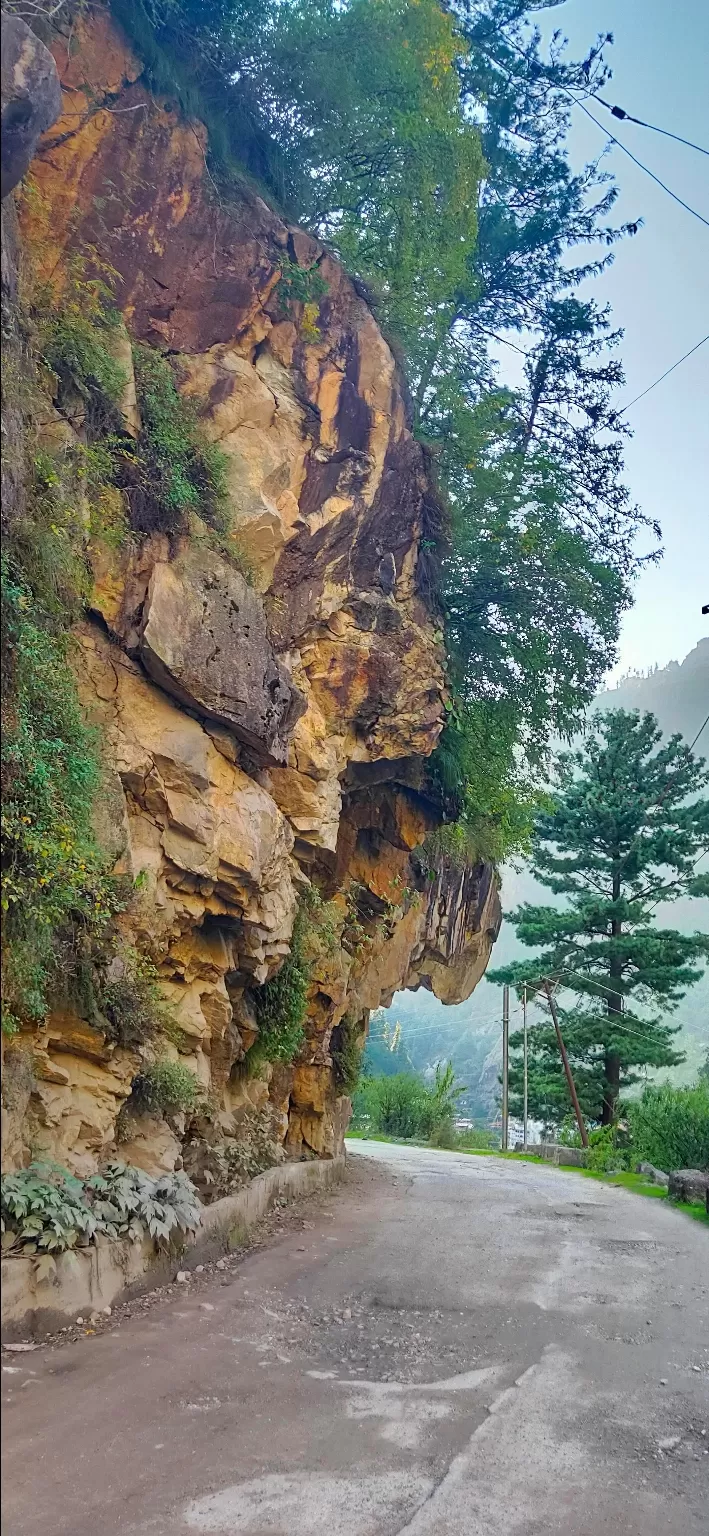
[1, 555, 121, 1022]
[353, 1072, 429, 1140]
[32, 243, 126, 433]
[1, 1160, 202, 1256]
[492, 710, 709, 1125]
[330, 1014, 364, 1097]
[182, 1105, 281, 1200]
[99, 948, 170, 1049]
[250, 903, 311, 1066]
[583, 1124, 631, 1174]
[627, 1083, 709, 1174]
[1, 1162, 95, 1255]
[130, 1059, 202, 1116]
[1, 238, 135, 1023]
[1, 1008, 21, 1039]
[454, 1124, 498, 1151]
[352, 1061, 465, 1142]
[276, 255, 328, 338]
[126, 345, 229, 537]
[428, 699, 542, 864]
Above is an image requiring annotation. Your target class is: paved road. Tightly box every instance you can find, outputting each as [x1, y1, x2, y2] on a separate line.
[2, 1142, 708, 1535]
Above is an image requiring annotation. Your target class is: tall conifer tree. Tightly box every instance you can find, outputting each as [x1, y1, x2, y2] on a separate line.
[491, 711, 709, 1124]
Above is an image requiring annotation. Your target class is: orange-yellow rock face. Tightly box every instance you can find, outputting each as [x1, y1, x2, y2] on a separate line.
[3, 7, 500, 1181]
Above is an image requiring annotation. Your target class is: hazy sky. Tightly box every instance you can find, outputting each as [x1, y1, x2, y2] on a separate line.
[530, 0, 709, 681]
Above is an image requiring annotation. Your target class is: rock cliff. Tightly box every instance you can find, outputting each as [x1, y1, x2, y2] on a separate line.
[1, 6, 501, 1187]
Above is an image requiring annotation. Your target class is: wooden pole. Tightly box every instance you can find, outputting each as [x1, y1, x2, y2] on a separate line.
[543, 980, 589, 1148]
[522, 982, 528, 1152]
[501, 984, 509, 1152]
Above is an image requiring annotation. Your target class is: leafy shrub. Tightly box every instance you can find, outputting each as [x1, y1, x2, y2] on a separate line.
[627, 1083, 709, 1174]
[352, 1062, 465, 1142]
[584, 1124, 632, 1173]
[182, 1107, 281, 1202]
[352, 1072, 427, 1139]
[1, 1160, 202, 1257]
[87, 1162, 202, 1243]
[1, 1163, 95, 1255]
[454, 1125, 498, 1151]
[1, 1008, 21, 1039]
[126, 345, 229, 537]
[130, 1059, 202, 1116]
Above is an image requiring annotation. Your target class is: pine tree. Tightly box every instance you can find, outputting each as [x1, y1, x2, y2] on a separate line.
[490, 711, 709, 1125]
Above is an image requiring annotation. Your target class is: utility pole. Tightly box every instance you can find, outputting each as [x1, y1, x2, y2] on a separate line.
[543, 980, 589, 1148]
[501, 984, 509, 1152]
[522, 983, 528, 1152]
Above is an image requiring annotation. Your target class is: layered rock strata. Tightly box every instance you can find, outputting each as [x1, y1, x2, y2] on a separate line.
[1, 6, 501, 1184]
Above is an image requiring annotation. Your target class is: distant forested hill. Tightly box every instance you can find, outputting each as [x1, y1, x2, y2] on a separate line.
[369, 640, 709, 1118]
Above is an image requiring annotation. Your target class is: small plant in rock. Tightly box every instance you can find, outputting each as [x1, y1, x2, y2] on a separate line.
[125, 345, 230, 537]
[250, 902, 311, 1066]
[276, 256, 328, 326]
[32, 243, 127, 435]
[330, 1014, 364, 1096]
[130, 1059, 202, 1116]
[99, 947, 170, 1049]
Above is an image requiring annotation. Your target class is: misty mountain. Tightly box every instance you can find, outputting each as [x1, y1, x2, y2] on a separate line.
[370, 640, 709, 1118]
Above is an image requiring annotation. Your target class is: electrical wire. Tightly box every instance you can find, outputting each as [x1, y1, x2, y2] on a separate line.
[570, 97, 709, 228]
[617, 334, 709, 414]
[592, 96, 709, 159]
[497, 30, 709, 227]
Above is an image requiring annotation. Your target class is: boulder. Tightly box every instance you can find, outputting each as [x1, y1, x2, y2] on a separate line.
[667, 1168, 709, 1205]
[139, 550, 305, 764]
[1, 16, 62, 199]
[635, 1161, 670, 1188]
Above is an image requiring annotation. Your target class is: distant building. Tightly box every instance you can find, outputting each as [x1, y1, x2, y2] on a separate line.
[505, 1118, 543, 1148]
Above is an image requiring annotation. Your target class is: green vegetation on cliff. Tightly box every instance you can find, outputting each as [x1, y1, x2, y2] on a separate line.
[1, 233, 232, 1028]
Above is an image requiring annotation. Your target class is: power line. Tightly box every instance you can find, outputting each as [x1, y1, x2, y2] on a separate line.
[499, 32, 709, 229]
[592, 96, 709, 159]
[617, 334, 709, 414]
[572, 97, 709, 230]
[591, 97, 709, 158]
[688, 712, 709, 755]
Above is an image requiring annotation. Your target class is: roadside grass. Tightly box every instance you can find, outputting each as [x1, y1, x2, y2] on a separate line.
[345, 1134, 709, 1225]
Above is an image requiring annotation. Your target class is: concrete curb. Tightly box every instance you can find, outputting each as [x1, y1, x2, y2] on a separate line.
[1, 1155, 346, 1341]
